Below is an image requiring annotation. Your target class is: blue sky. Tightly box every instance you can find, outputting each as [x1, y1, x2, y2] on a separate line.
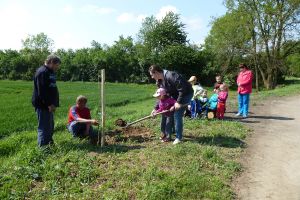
[0, 0, 227, 50]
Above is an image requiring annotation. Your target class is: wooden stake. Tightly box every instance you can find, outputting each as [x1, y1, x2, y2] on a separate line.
[100, 69, 105, 147]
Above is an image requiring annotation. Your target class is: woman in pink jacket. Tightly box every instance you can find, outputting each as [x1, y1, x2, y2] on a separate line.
[236, 63, 253, 118]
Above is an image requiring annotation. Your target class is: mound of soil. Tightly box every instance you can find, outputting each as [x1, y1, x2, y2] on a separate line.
[104, 126, 155, 144]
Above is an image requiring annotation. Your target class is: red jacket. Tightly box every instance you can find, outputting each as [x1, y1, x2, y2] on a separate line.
[237, 69, 253, 94]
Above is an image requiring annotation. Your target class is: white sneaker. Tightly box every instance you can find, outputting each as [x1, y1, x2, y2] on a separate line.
[235, 113, 242, 117]
[173, 138, 181, 145]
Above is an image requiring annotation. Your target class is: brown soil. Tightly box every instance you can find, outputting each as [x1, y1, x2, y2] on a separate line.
[104, 126, 154, 144]
[232, 95, 300, 200]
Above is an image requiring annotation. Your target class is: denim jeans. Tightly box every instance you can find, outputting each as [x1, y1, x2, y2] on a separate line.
[36, 108, 54, 147]
[161, 114, 174, 137]
[67, 121, 95, 138]
[174, 93, 193, 140]
[238, 93, 250, 116]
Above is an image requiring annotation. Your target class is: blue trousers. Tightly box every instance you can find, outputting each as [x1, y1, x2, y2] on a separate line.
[174, 93, 193, 140]
[190, 99, 208, 118]
[36, 108, 54, 147]
[238, 93, 250, 117]
[161, 114, 174, 137]
[67, 121, 95, 138]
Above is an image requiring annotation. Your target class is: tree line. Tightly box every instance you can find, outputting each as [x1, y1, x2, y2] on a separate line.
[0, 0, 299, 89]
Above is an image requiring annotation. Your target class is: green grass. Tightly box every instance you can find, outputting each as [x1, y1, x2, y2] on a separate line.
[0, 79, 299, 199]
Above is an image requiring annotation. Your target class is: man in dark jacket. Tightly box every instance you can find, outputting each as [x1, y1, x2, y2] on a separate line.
[32, 54, 61, 147]
[149, 65, 193, 144]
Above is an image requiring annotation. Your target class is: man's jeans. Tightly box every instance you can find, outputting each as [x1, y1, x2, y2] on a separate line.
[174, 93, 193, 140]
[238, 93, 250, 116]
[67, 121, 95, 138]
[36, 108, 54, 147]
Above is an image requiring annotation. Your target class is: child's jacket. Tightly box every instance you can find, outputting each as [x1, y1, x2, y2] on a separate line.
[156, 97, 176, 116]
[208, 94, 218, 110]
[218, 91, 228, 103]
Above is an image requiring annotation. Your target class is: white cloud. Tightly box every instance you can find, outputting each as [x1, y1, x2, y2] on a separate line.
[137, 14, 147, 23]
[117, 12, 135, 23]
[117, 13, 147, 24]
[0, 3, 32, 50]
[156, 5, 178, 20]
[183, 17, 203, 31]
[63, 5, 73, 14]
[54, 32, 87, 50]
[81, 5, 116, 15]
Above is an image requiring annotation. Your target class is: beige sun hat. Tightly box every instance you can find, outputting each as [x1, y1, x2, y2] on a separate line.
[188, 76, 197, 82]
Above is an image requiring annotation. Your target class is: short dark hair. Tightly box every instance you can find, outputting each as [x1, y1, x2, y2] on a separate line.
[45, 54, 61, 65]
[76, 95, 88, 104]
[149, 65, 163, 73]
[239, 63, 248, 69]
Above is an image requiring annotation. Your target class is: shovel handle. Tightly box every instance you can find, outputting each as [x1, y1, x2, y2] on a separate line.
[125, 110, 170, 128]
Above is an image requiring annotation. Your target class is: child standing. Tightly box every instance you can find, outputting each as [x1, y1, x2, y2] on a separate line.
[151, 88, 176, 142]
[214, 75, 223, 92]
[199, 89, 209, 118]
[216, 84, 228, 119]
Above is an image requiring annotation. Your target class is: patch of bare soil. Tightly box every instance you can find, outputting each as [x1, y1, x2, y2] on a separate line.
[231, 95, 300, 200]
[104, 126, 154, 144]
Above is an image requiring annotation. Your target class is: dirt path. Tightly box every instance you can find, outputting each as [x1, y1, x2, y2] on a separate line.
[233, 95, 300, 200]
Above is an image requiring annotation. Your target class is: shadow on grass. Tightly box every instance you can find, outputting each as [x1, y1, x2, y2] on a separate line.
[59, 139, 146, 154]
[247, 115, 294, 120]
[185, 135, 245, 148]
[224, 115, 294, 122]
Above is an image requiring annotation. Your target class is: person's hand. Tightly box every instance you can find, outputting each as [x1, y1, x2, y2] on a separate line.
[174, 102, 181, 110]
[151, 109, 157, 118]
[170, 106, 175, 112]
[48, 105, 56, 112]
[91, 119, 99, 125]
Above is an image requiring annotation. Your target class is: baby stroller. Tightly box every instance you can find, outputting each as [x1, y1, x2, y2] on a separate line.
[190, 98, 209, 118]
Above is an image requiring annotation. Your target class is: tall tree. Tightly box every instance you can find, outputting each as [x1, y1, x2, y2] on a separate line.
[226, 0, 300, 89]
[21, 33, 55, 80]
[138, 12, 187, 55]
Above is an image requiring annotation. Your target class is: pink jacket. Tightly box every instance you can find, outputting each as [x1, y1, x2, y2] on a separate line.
[156, 97, 176, 116]
[218, 91, 228, 103]
[237, 69, 253, 94]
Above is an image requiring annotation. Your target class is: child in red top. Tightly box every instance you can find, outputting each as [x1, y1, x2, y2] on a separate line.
[151, 88, 176, 142]
[216, 84, 228, 119]
[67, 95, 99, 138]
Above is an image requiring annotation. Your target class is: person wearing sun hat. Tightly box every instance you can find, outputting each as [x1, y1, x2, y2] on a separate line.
[151, 88, 176, 142]
[236, 63, 253, 118]
[188, 75, 203, 118]
[149, 65, 193, 144]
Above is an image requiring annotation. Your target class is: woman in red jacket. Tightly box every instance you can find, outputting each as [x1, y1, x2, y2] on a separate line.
[236, 63, 253, 118]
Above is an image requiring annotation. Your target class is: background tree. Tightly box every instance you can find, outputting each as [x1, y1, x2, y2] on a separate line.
[224, 0, 300, 89]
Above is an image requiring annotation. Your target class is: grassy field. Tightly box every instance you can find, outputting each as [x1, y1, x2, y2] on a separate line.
[0, 79, 299, 199]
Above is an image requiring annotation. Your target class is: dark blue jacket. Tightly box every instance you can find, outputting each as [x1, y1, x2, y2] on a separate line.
[32, 65, 59, 109]
[157, 70, 193, 104]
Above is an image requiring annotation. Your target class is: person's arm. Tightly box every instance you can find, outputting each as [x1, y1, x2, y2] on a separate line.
[171, 73, 192, 108]
[239, 71, 253, 86]
[36, 71, 51, 106]
[76, 118, 99, 125]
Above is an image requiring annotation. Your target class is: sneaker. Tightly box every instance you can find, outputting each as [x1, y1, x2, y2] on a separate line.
[161, 137, 170, 143]
[173, 138, 181, 145]
[160, 133, 166, 140]
[235, 113, 242, 117]
[242, 115, 248, 118]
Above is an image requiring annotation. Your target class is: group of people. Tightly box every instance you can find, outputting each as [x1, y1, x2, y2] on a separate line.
[150, 64, 253, 144]
[187, 75, 228, 119]
[32, 54, 99, 147]
[32, 54, 252, 147]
